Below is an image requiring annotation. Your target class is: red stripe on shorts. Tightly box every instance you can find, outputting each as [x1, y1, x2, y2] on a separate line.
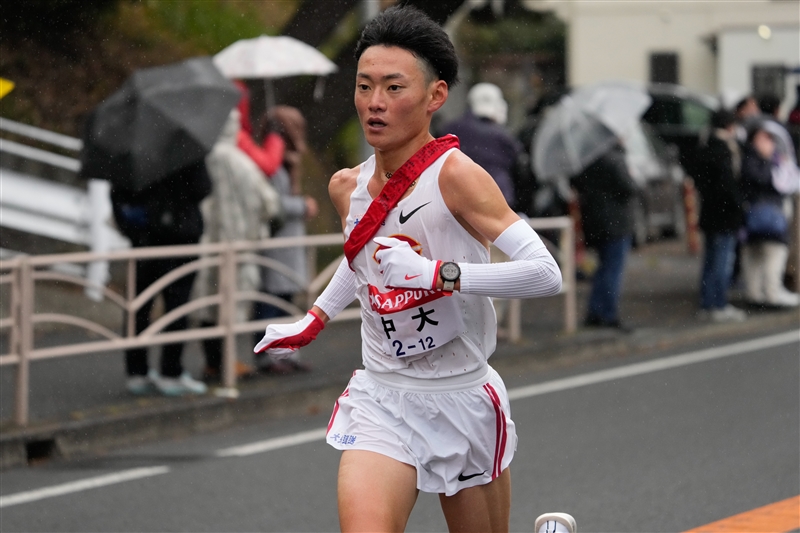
[483, 383, 507, 480]
[327, 388, 349, 435]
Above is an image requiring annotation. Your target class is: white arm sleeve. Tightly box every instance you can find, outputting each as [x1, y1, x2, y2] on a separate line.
[313, 258, 357, 318]
[459, 219, 562, 298]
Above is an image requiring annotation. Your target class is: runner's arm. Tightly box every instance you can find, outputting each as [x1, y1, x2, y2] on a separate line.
[437, 152, 562, 298]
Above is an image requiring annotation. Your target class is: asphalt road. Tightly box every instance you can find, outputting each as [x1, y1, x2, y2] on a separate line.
[1, 330, 797, 533]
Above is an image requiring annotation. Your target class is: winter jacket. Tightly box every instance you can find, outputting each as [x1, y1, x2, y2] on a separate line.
[693, 131, 744, 234]
[571, 143, 636, 247]
[441, 111, 523, 206]
[741, 145, 787, 243]
[193, 110, 282, 323]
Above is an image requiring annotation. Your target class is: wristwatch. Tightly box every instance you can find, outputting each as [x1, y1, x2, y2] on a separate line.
[439, 261, 461, 292]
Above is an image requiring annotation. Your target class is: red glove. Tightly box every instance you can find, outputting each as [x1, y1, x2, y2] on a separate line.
[253, 311, 324, 357]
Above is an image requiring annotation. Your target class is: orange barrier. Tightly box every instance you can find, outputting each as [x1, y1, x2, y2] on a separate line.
[683, 178, 701, 255]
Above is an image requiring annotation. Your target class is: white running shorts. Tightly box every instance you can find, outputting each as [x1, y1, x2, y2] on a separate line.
[326, 365, 517, 496]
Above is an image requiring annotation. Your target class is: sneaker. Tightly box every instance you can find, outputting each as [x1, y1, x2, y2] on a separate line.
[711, 305, 747, 323]
[535, 512, 577, 533]
[126, 369, 158, 395]
[153, 371, 208, 396]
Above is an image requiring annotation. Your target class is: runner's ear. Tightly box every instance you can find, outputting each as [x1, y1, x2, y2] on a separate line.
[428, 79, 448, 114]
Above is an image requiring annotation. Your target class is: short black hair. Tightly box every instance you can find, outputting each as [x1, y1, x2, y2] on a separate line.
[711, 109, 736, 130]
[758, 94, 781, 116]
[354, 5, 460, 88]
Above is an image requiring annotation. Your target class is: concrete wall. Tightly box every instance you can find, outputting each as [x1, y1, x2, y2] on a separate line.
[532, 0, 798, 101]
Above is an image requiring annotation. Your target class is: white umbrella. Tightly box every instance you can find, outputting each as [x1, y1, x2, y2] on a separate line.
[214, 35, 338, 79]
[214, 35, 338, 107]
[533, 81, 652, 181]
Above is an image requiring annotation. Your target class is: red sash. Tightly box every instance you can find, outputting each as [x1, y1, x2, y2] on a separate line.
[343, 135, 460, 265]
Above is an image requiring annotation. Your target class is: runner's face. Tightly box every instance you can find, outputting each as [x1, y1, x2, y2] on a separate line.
[355, 45, 444, 150]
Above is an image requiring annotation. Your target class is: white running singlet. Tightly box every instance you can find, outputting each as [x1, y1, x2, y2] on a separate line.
[345, 149, 496, 379]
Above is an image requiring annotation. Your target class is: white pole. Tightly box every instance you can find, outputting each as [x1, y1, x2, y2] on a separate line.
[85, 179, 111, 301]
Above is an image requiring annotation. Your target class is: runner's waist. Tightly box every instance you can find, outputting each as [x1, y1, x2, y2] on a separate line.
[363, 364, 490, 393]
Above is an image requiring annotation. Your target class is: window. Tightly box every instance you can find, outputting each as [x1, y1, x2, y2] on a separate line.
[650, 53, 679, 84]
[752, 64, 786, 100]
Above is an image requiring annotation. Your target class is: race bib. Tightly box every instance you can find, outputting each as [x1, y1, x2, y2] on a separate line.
[368, 285, 466, 358]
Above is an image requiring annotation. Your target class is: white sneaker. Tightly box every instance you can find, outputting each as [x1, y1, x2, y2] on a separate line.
[711, 305, 747, 323]
[126, 369, 159, 395]
[767, 290, 800, 308]
[535, 512, 577, 533]
[153, 371, 208, 396]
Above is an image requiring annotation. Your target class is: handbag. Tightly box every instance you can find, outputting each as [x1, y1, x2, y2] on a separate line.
[745, 201, 787, 240]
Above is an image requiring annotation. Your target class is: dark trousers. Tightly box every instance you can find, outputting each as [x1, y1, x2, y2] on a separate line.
[125, 256, 197, 378]
[700, 232, 737, 310]
[587, 236, 631, 323]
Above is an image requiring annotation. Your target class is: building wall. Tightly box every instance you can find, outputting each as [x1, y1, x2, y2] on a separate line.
[719, 25, 800, 112]
[540, 0, 798, 101]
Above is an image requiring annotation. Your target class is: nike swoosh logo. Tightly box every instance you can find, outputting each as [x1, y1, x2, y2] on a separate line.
[404, 274, 421, 280]
[458, 471, 486, 482]
[399, 202, 431, 224]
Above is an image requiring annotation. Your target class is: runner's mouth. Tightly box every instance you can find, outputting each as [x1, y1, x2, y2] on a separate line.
[367, 118, 387, 128]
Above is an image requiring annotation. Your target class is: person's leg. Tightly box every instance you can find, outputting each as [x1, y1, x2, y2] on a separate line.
[699, 233, 718, 310]
[125, 259, 157, 376]
[762, 242, 799, 305]
[439, 468, 511, 533]
[586, 242, 610, 321]
[159, 257, 196, 378]
[588, 237, 630, 323]
[715, 233, 737, 308]
[337, 450, 419, 533]
[742, 242, 767, 304]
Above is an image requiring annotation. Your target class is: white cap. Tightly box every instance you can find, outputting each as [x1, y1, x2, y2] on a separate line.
[467, 83, 508, 125]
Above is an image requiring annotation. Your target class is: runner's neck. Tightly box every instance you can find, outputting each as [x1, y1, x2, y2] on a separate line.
[374, 132, 436, 184]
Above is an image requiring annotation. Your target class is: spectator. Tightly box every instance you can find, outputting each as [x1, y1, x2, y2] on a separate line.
[110, 161, 212, 396]
[758, 93, 782, 121]
[234, 80, 286, 178]
[571, 142, 637, 330]
[253, 106, 319, 375]
[740, 122, 800, 308]
[440, 83, 524, 208]
[734, 95, 761, 142]
[194, 109, 283, 382]
[787, 85, 800, 157]
[693, 109, 747, 322]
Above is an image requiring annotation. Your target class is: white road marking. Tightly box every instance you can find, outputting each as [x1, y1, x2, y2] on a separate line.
[507, 329, 799, 401]
[216, 330, 800, 457]
[0, 466, 169, 508]
[216, 427, 328, 457]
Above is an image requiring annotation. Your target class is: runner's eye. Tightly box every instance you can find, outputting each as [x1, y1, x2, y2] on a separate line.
[388, 85, 401, 91]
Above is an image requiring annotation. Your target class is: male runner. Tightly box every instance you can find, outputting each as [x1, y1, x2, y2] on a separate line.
[256, 6, 576, 533]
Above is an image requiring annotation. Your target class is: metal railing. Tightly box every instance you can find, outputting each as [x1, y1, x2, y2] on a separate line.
[0, 217, 575, 426]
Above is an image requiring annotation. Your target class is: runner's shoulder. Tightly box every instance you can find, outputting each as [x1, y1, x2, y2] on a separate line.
[441, 148, 494, 190]
[329, 165, 359, 197]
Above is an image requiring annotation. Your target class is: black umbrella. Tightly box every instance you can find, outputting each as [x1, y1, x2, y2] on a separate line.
[81, 56, 240, 191]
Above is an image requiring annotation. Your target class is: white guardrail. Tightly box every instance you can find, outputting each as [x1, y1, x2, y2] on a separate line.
[0, 118, 129, 301]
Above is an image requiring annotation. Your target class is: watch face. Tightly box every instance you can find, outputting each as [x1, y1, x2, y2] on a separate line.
[441, 262, 460, 281]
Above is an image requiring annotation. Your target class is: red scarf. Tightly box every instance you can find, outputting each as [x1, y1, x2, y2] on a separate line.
[343, 135, 460, 265]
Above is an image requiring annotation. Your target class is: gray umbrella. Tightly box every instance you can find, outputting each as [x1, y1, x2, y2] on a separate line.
[533, 81, 652, 181]
[81, 56, 240, 191]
